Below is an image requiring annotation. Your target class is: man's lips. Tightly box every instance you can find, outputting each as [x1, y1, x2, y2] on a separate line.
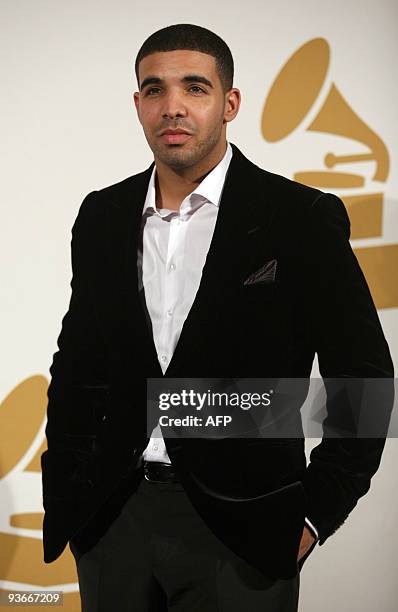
[159, 129, 192, 145]
[161, 133, 192, 144]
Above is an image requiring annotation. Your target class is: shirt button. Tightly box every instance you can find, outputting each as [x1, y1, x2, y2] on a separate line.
[167, 309, 173, 316]
[161, 355, 167, 363]
[170, 263, 176, 270]
[153, 445, 158, 451]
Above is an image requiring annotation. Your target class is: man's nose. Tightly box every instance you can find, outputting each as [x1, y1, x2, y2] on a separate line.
[161, 91, 187, 119]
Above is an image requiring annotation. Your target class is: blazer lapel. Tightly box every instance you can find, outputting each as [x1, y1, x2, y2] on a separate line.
[165, 143, 280, 375]
[105, 164, 163, 376]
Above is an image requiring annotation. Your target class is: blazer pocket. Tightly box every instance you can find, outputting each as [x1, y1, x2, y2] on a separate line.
[63, 433, 99, 453]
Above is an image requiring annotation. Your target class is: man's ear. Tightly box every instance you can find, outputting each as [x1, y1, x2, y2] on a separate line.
[133, 91, 141, 122]
[224, 88, 241, 124]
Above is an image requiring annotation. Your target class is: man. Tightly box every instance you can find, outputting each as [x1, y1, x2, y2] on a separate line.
[41, 23, 394, 611]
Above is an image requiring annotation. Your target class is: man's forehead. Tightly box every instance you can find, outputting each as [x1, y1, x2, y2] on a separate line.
[139, 49, 217, 77]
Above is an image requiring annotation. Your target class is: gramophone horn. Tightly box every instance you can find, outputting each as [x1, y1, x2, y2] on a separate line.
[262, 38, 389, 182]
[261, 38, 330, 142]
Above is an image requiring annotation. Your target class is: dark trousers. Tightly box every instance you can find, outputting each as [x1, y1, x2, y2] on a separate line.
[70, 471, 300, 611]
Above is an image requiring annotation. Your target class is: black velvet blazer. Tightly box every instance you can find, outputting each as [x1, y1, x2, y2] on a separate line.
[41, 143, 394, 579]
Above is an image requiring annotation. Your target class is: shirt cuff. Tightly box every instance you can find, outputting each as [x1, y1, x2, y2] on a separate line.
[304, 516, 319, 541]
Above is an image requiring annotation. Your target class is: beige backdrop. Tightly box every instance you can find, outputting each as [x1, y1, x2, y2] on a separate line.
[1, 0, 397, 610]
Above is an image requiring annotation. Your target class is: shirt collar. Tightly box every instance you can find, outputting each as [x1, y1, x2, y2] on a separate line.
[142, 141, 233, 218]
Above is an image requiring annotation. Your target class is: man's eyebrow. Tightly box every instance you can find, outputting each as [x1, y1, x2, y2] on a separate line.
[182, 75, 213, 88]
[140, 76, 162, 91]
[140, 75, 214, 91]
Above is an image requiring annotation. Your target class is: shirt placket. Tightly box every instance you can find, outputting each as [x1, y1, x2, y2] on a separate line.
[156, 211, 184, 371]
[149, 212, 186, 458]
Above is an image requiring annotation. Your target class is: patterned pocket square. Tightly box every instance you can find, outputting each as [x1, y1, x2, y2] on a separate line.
[243, 258, 277, 286]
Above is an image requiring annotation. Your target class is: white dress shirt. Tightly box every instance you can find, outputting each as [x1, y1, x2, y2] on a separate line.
[137, 141, 319, 541]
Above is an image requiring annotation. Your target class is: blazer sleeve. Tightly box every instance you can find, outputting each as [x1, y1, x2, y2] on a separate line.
[301, 191, 395, 545]
[44, 191, 111, 451]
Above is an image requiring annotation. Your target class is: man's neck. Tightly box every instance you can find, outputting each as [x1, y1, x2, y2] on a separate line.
[154, 141, 227, 211]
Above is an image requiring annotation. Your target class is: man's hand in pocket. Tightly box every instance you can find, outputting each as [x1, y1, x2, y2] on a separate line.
[297, 525, 316, 562]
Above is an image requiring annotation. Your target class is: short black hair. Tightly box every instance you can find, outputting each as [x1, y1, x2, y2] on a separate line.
[135, 24, 234, 92]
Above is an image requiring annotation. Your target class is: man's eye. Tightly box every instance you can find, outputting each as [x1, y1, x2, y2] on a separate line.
[189, 85, 205, 93]
[146, 87, 161, 95]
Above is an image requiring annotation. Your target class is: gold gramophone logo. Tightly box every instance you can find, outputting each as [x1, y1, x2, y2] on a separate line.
[261, 37, 398, 309]
[0, 377, 80, 609]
